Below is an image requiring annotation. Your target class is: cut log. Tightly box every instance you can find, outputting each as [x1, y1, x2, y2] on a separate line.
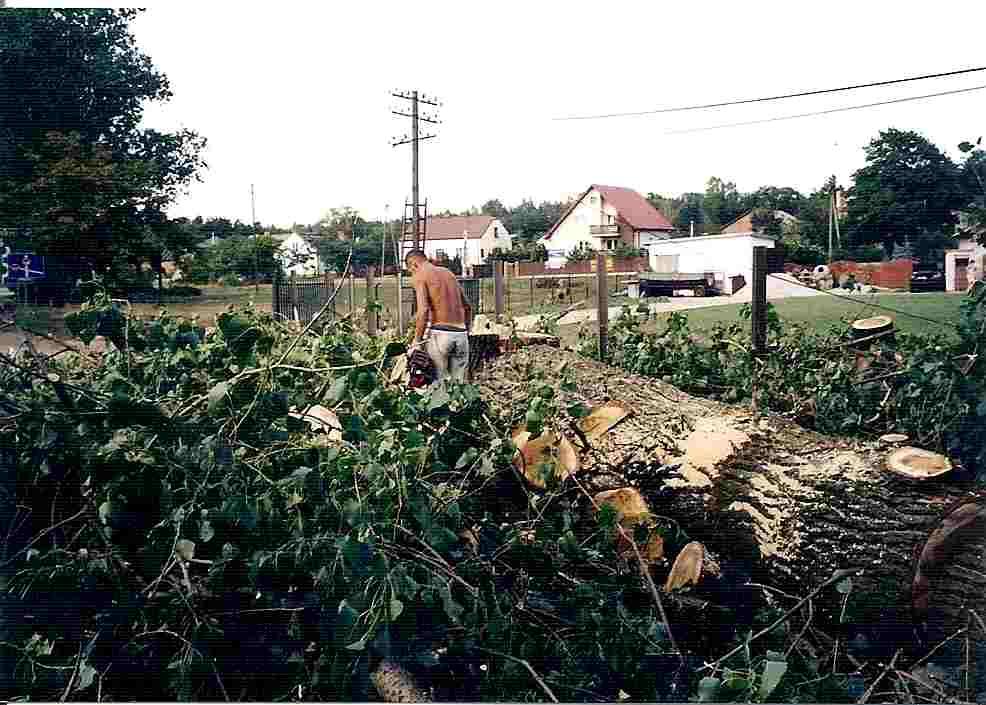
[885, 447, 953, 482]
[850, 315, 895, 350]
[476, 346, 986, 627]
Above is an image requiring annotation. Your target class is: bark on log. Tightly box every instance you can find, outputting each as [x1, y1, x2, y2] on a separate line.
[476, 346, 986, 628]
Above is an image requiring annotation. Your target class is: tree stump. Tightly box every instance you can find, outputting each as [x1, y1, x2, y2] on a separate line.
[476, 347, 986, 629]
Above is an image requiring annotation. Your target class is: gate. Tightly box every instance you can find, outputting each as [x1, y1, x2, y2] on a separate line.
[273, 271, 341, 324]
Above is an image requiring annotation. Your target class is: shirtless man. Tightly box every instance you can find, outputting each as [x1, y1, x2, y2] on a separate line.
[405, 250, 472, 383]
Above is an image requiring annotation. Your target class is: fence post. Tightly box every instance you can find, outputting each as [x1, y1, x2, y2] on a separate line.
[751, 246, 768, 356]
[596, 252, 608, 360]
[366, 267, 377, 336]
[349, 271, 356, 317]
[272, 270, 280, 320]
[323, 272, 333, 319]
[289, 271, 298, 323]
[494, 260, 505, 320]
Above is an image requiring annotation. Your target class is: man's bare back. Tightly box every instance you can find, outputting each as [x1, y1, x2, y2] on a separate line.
[413, 263, 468, 330]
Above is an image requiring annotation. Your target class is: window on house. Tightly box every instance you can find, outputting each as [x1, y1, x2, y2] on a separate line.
[436, 249, 447, 260]
[481, 249, 485, 257]
[494, 227, 499, 237]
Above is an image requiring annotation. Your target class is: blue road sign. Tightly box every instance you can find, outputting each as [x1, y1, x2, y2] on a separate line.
[5, 253, 46, 283]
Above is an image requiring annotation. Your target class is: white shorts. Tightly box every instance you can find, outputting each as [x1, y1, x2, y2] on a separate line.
[425, 328, 469, 383]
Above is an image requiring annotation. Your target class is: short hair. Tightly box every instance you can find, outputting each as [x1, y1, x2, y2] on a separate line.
[404, 249, 427, 263]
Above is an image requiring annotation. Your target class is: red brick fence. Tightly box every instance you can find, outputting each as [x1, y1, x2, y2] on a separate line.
[828, 259, 914, 290]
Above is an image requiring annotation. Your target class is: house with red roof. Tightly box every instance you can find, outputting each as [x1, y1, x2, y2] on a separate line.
[406, 215, 512, 268]
[539, 185, 674, 266]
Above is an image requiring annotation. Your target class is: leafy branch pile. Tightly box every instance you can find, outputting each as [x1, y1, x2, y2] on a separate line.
[2, 292, 983, 702]
[580, 283, 986, 477]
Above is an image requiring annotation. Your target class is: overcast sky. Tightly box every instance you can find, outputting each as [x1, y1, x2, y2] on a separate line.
[11, 1, 986, 227]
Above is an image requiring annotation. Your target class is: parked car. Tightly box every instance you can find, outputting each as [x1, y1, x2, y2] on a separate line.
[910, 269, 945, 293]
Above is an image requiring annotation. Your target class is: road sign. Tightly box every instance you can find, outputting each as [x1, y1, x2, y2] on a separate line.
[5, 253, 46, 283]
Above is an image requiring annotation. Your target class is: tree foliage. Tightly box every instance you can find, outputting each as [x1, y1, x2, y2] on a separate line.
[0, 9, 207, 281]
[959, 137, 986, 245]
[846, 129, 966, 259]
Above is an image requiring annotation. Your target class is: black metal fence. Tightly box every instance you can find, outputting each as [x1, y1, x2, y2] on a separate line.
[272, 272, 347, 325]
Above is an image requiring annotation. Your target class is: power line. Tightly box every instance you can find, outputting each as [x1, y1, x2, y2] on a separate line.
[552, 66, 986, 121]
[665, 84, 986, 135]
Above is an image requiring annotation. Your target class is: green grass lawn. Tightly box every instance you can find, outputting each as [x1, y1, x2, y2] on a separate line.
[557, 292, 967, 348]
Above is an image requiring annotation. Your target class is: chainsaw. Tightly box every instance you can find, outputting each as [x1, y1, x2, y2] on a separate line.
[406, 348, 436, 389]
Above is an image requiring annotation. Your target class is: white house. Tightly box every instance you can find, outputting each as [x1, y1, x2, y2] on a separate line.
[275, 232, 324, 276]
[539, 185, 674, 267]
[945, 237, 986, 292]
[406, 215, 512, 267]
[645, 232, 778, 295]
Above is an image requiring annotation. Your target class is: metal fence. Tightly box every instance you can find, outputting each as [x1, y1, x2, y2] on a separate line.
[272, 272, 351, 324]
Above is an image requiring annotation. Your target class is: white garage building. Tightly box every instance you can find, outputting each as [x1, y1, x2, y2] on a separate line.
[644, 232, 777, 295]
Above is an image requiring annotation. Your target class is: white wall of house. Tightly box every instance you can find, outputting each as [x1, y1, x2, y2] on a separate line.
[645, 233, 776, 293]
[276, 233, 320, 276]
[419, 219, 512, 267]
[541, 188, 615, 267]
[945, 238, 986, 291]
[478, 219, 513, 262]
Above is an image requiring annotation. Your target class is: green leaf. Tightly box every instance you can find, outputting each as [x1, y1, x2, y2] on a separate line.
[98, 500, 114, 525]
[427, 384, 451, 411]
[383, 341, 407, 358]
[325, 376, 348, 404]
[207, 382, 229, 416]
[388, 598, 404, 622]
[76, 663, 98, 692]
[175, 539, 195, 561]
[759, 658, 788, 699]
[697, 676, 721, 702]
[199, 519, 215, 543]
[566, 402, 589, 419]
[455, 448, 478, 470]
[836, 577, 853, 594]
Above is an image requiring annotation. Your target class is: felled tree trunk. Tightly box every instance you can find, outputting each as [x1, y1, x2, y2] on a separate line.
[476, 347, 986, 628]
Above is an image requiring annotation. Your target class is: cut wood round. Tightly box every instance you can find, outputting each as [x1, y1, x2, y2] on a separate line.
[512, 428, 580, 489]
[477, 347, 986, 627]
[884, 446, 953, 481]
[878, 433, 909, 446]
[850, 316, 894, 349]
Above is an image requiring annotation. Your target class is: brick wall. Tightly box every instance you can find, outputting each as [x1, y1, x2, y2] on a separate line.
[829, 259, 913, 290]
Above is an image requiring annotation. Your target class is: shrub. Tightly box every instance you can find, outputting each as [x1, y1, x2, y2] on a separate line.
[218, 273, 242, 287]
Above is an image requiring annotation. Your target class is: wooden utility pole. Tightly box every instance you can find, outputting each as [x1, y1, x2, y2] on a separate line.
[391, 91, 441, 251]
[251, 184, 258, 293]
[493, 260, 505, 320]
[366, 267, 377, 336]
[751, 246, 768, 356]
[596, 252, 609, 360]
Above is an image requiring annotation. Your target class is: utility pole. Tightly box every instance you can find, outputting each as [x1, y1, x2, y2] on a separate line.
[382, 204, 389, 276]
[390, 90, 441, 251]
[251, 184, 258, 293]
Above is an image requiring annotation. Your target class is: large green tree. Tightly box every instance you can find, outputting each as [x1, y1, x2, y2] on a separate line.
[0, 9, 206, 280]
[703, 176, 744, 228]
[959, 138, 986, 245]
[846, 129, 966, 260]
